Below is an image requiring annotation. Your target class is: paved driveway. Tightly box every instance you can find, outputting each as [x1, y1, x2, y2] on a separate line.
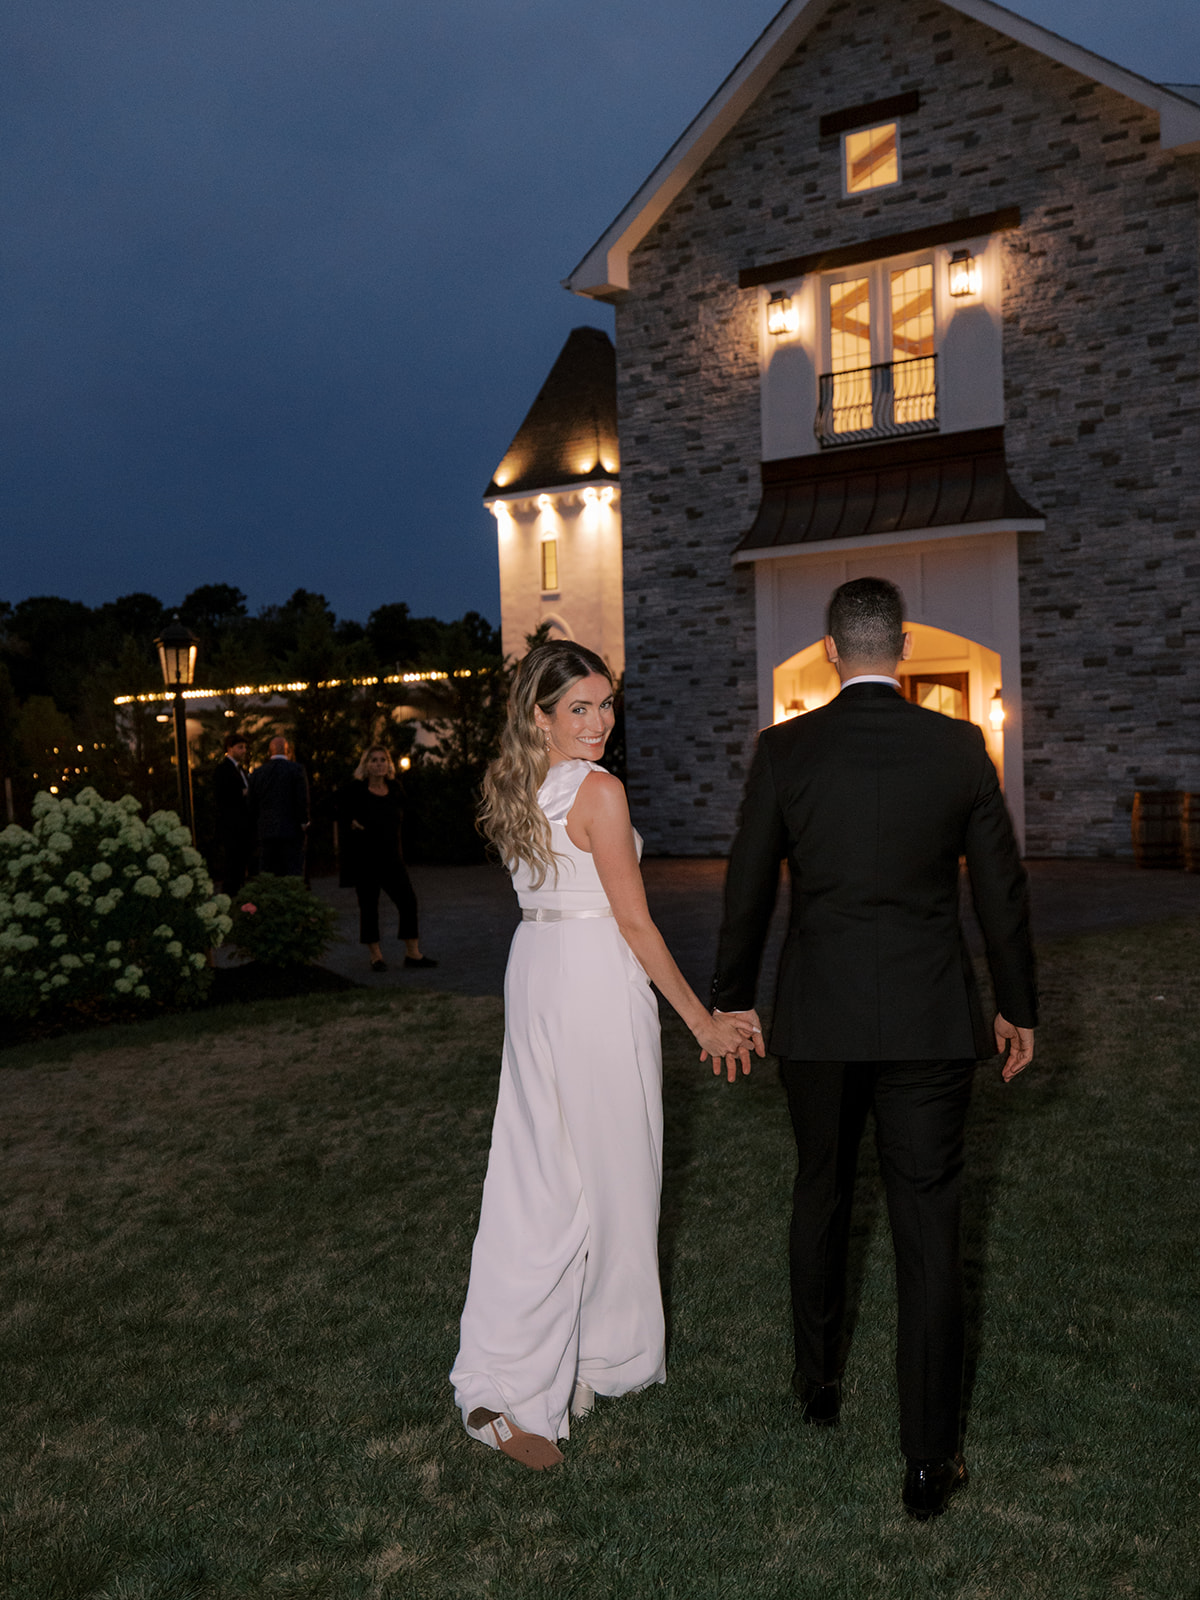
[310, 857, 1200, 1000]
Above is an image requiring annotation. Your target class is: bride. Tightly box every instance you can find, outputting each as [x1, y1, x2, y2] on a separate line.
[450, 640, 755, 1469]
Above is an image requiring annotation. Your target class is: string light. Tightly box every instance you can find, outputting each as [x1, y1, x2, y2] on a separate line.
[113, 668, 478, 708]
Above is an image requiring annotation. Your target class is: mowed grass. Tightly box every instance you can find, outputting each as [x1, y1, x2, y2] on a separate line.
[1, 921, 1197, 1600]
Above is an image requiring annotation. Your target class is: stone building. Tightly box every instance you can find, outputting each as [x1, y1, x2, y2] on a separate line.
[500, 0, 1200, 855]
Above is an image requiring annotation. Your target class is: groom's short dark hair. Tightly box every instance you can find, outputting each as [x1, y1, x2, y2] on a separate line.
[827, 578, 905, 662]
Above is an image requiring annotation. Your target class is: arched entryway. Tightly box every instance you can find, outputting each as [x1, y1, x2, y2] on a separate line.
[742, 526, 1027, 847]
[773, 621, 1006, 783]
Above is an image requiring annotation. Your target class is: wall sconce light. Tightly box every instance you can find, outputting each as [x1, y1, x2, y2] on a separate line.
[989, 688, 1005, 730]
[766, 290, 800, 336]
[581, 486, 599, 505]
[599, 485, 615, 505]
[537, 493, 552, 512]
[949, 249, 980, 298]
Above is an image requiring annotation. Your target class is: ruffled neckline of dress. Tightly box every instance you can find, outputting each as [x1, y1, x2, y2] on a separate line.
[538, 759, 604, 825]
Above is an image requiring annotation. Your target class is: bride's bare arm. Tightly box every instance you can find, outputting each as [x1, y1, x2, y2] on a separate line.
[568, 770, 762, 1079]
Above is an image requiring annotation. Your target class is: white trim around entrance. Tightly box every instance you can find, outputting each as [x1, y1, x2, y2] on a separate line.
[737, 523, 1031, 851]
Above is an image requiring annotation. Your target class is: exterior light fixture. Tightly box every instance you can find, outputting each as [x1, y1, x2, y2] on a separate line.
[989, 688, 1005, 730]
[766, 290, 800, 336]
[949, 249, 980, 298]
[599, 485, 615, 505]
[153, 613, 200, 839]
[537, 493, 552, 512]
[581, 486, 599, 505]
[399, 756, 412, 771]
[155, 614, 199, 689]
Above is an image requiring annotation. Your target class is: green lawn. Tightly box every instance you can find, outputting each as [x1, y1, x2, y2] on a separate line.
[1, 920, 1197, 1599]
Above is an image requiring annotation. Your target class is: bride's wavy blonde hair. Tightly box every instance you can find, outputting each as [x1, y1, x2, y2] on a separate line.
[479, 640, 613, 886]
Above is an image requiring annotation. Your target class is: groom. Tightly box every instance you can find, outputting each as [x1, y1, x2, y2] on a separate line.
[711, 577, 1037, 1519]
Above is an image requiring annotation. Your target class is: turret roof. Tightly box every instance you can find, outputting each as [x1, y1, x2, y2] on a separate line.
[484, 326, 618, 499]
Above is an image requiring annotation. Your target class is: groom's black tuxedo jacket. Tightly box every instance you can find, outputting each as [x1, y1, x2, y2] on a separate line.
[712, 682, 1037, 1062]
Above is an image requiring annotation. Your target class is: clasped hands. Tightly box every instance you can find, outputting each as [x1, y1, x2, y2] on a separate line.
[700, 1008, 766, 1083]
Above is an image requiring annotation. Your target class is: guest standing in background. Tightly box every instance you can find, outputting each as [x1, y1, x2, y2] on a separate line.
[213, 730, 252, 894]
[247, 735, 309, 877]
[338, 745, 436, 973]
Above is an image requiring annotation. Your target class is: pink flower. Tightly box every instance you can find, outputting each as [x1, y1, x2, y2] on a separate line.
[240, 902, 258, 914]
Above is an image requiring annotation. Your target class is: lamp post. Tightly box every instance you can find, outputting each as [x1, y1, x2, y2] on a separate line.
[154, 614, 199, 839]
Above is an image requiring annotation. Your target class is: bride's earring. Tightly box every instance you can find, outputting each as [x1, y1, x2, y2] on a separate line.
[543, 733, 551, 754]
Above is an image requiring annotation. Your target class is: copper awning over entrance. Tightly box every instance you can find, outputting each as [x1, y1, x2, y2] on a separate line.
[737, 427, 1041, 554]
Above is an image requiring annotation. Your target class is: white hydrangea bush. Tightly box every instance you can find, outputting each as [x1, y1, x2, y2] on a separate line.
[0, 787, 233, 1020]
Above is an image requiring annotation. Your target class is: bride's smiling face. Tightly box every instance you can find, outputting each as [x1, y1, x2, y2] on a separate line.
[535, 672, 615, 765]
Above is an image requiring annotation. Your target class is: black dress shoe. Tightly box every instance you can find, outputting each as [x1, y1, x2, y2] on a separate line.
[404, 954, 438, 969]
[902, 1453, 968, 1519]
[791, 1372, 841, 1425]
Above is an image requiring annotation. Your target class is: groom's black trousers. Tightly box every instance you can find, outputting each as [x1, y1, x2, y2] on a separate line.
[780, 1056, 975, 1461]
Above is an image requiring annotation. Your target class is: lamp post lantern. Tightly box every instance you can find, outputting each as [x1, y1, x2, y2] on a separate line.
[154, 614, 199, 838]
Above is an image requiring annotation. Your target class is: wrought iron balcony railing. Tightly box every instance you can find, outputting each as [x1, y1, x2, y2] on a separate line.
[815, 355, 938, 446]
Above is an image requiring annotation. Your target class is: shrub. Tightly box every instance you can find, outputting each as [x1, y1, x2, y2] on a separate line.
[0, 788, 232, 1021]
[226, 874, 338, 968]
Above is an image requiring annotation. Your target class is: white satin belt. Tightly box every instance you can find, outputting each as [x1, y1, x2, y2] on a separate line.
[521, 906, 614, 922]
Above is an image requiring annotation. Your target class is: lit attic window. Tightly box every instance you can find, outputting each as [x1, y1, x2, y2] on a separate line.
[844, 122, 899, 193]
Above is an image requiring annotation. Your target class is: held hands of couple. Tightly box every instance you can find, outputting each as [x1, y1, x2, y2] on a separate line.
[993, 1012, 1035, 1082]
[700, 1008, 766, 1083]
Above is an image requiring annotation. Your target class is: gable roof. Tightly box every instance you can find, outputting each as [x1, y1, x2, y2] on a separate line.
[565, 0, 1200, 300]
[484, 326, 619, 500]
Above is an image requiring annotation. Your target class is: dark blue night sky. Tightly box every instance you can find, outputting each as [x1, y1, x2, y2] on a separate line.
[3, 0, 1197, 626]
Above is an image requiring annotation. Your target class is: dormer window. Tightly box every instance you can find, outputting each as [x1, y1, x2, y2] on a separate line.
[844, 122, 899, 194]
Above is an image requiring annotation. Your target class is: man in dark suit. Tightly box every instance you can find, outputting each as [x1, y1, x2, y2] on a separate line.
[711, 577, 1036, 1520]
[213, 730, 252, 895]
[246, 735, 310, 877]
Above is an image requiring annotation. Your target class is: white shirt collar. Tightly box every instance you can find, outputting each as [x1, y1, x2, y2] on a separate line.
[839, 674, 900, 690]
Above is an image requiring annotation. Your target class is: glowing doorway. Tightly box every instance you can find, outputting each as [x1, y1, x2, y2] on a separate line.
[772, 621, 1006, 784]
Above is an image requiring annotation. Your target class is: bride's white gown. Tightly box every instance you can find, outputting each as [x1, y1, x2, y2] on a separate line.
[451, 759, 666, 1443]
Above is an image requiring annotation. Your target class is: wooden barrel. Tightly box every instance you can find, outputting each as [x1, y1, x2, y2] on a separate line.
[1183, 793, 1200, 874]
[1131, 790, 1183, 869]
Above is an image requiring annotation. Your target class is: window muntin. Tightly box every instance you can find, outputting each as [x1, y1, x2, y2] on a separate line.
[889, 264, 935, 426]
[843, 122, 899, 194]
[829, 276, 873, 434]
[540, 538, 558, 593]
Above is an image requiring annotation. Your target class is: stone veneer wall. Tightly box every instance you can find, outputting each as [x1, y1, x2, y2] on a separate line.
[614, 0, 1200, 857]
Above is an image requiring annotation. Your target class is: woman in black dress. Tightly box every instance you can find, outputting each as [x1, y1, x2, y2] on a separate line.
[339, 745, 436, 973]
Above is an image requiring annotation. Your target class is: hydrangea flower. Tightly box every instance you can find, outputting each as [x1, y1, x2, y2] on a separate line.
[0, 784, 229, 1020]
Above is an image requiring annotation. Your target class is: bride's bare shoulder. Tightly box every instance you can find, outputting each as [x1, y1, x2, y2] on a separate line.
[574, 766, 627, 816]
